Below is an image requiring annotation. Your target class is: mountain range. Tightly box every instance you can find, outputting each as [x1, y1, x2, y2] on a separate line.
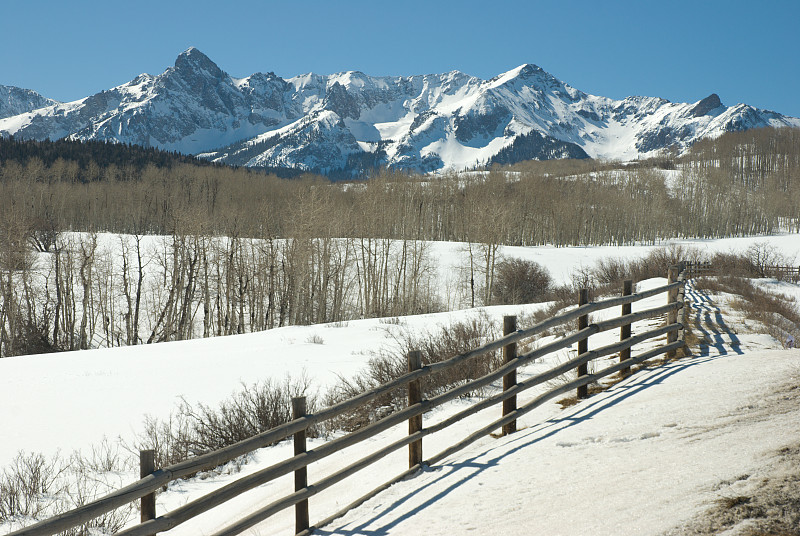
[2, 47, 798, 176]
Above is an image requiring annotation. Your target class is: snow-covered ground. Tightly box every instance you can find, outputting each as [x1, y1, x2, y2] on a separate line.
[323, 348, 800, 536]
[2, 236, 800, 535]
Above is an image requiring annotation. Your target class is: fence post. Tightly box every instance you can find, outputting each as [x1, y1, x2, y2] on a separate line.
[620, 280, 633, 376]
[502, 315, 517, 436]
[139, 450, 156, 530]
[678, 263, 688, 351]
[407, 350, 423, 468]
[577, 288, 589, 399]
[666, 265, 679, 359]
[292, 396, 309, 534]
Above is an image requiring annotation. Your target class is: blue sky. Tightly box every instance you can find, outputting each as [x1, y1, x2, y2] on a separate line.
[2, 0, 799, 117]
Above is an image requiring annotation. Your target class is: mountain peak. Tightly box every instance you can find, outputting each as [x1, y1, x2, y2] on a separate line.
[2, 52, 798, 174]
[173, 47, 224, 79]
[489, 63, 550, 88]
[690, 93, 723, 117]
[0, 85, 59, 119]
[517, 63, 545, 76]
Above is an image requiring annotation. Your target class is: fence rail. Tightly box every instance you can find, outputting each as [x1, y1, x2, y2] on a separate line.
[9, 265, 688, 536]
[685, 261, 800, 282]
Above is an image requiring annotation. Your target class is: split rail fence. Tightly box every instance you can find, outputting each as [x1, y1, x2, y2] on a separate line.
[9, 265, 688, 536]
[685, 261, 800, 282]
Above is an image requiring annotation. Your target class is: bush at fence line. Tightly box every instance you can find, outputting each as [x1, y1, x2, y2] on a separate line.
[131, 374, 318, 472]
[0, 447, 135, 534]
[591, 245, 702, 288]
[324, 312, 501, 432]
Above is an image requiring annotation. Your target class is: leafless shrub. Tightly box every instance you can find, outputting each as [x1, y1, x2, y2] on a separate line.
[180, 375, 318, 454]
[591, 258, 630, 287]
[0, 449, 134, 534]
[306, 333, 324, 344]
[131, 412, 195, 471]
[491, 258, 553, 304]
[693, 248, 795, 280]
[324, 358, 406, 432]
[746, 241, 792, 277]
[132, 375, 318, 471]
[59, 471, 135, 536]
[325, 313, 501, 432]
[69, 438, 133, 477]
[706, 251, 760, 278]
[592, 245, 702, 288]
[0, 452, 64, 522]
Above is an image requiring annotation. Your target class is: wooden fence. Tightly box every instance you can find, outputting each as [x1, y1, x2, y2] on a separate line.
[685, 261, 800, 282]
[8, 265, 688, 536]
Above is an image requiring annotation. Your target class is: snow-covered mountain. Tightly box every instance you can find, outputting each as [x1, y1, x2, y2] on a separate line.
[0, 85, 59, 120]
[2, 48, 798, 175]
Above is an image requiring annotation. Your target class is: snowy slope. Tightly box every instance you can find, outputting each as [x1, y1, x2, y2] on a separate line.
[322, 348, 800, 536]
[1, 275, 797, 536]
[2, 235, 800, 535]
[1, 48, 798, 174]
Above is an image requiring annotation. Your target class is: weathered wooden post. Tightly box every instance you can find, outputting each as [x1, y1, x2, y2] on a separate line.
[139, 449, 156, 530]
[666, 265, 679, 359]
[620, 280, 633, 376]
[577, 288, 589, 399]
[407, 350, 423, 468]
[502, 315, 517, 436]
[677, 264, 687, 351]
[292, 396, 309, 534]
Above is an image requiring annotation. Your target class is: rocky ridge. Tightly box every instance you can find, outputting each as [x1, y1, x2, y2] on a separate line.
[1, 48, 798, 175]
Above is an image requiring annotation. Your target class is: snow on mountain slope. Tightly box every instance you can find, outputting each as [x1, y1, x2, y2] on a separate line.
[1, 48, 799, 174]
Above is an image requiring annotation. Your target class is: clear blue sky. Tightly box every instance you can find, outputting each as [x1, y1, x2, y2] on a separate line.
[2, 0, 799, 117]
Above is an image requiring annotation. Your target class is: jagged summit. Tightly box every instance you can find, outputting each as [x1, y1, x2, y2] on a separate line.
[172, 47, 226, 79]
[1, 49, 798, 174]
[690, 93, 723, 117]
[489, 64, 545, 86]
[514, 63, 546, 77]
[0, 85, 59, 119]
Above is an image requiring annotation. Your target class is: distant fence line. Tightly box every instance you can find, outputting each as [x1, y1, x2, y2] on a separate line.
[9, 265, 688, 536]
[685, 261, 800, 282]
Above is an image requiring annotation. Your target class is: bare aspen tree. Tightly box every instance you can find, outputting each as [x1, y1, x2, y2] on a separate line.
[77, 233, 98, 350]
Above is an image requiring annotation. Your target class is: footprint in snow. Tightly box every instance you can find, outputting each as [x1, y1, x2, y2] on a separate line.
[611, 431, 661, 443]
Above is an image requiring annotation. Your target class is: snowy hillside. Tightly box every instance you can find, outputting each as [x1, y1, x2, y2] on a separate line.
[1, 48, 798, 174]
[1, 235, 799, 535]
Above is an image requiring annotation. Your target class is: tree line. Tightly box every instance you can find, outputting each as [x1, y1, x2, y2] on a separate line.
[0, 231, 442, 356]
[1, 127, 798, 356]
[0, 136, 222, 174]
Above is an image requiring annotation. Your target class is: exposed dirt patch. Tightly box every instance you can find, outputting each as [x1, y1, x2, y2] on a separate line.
[663, 378, 800, 536]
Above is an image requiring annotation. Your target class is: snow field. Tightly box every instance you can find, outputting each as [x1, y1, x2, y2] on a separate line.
[2, 234, 799, 535]
[321, 349, 800, 536]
